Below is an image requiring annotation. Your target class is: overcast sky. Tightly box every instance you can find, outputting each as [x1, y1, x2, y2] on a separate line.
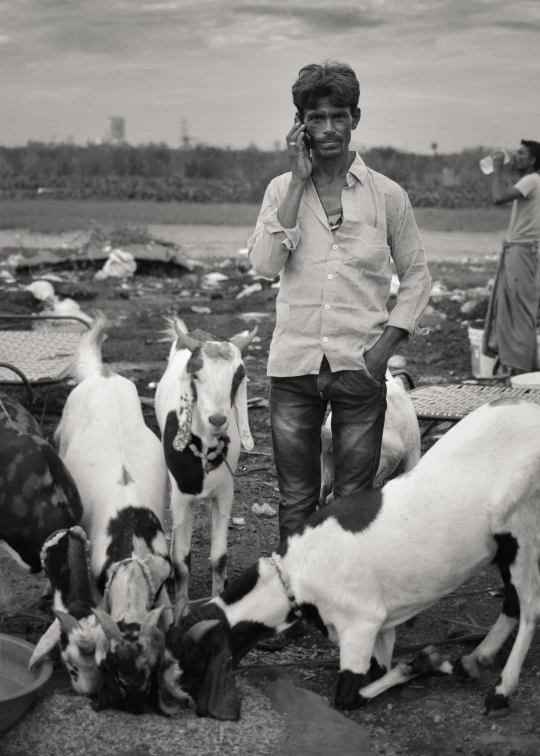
[1, 0, 539, 152]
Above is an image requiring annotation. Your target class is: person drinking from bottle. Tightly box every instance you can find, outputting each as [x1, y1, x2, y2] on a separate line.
[483, 140, 540, 374]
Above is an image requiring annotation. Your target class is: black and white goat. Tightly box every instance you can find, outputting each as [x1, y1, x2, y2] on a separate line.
[53, 313, 172, 712]
[319, 370, 421, 505]
[155, 319, 257, 621]
[29, 526, 102, 695]
[0, 392, 82, 573]
[160, 399, 540, 719]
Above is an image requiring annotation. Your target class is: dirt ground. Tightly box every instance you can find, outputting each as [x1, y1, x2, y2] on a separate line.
[2, 249, 540, 756]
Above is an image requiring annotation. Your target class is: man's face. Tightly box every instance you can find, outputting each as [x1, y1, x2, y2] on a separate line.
[302, 97, 360, 159]
[511, 144, 533, 174]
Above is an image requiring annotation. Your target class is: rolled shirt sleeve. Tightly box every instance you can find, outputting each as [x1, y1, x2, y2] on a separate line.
[385, 191, 431, 338]
[248, 180, 300, 279]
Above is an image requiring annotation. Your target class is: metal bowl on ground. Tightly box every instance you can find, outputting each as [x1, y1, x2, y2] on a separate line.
[0, 633, 53, 733]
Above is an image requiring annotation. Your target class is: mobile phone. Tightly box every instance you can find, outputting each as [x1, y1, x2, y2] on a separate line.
[295, 112, 313, 149]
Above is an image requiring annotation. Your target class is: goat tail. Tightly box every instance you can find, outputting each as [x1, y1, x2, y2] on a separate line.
[159, 316, 187, 343]
[71, 310, 108, 382]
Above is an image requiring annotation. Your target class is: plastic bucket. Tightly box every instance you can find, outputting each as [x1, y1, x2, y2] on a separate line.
[510, 373, 540, 389]
[467, 321, 497, 378]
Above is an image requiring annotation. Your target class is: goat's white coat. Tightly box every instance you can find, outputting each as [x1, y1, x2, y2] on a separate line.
[209, 400, 540, 712]
[56, 333, 170, 603]
[53, 315, 172, 691]
[155, 320, 255, 620]
[320, 370, 421, 503]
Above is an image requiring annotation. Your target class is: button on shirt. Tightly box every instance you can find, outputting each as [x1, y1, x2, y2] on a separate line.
[247, 152, 432, 377]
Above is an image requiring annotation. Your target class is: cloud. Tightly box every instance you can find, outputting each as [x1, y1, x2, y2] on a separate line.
[235, 3, 385, 32]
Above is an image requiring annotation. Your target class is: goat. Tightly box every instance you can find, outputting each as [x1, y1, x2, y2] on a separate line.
[29, 526, 103, 695]
[155, 319, 257, 622]
[53, 313, 172, 712]
[320, 370, 421, 505]
[159, 398, 540, 719]
[0, 392, 82, 573]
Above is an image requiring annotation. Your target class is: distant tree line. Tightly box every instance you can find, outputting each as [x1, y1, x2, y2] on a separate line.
[0, 142, 499, 207]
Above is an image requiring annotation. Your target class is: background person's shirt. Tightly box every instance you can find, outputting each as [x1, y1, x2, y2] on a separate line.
[506, 172, 540, 243]
[247, 153, 431, 378]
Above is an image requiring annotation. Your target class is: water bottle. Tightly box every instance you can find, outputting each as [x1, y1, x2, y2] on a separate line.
[479, 150, 511, 175]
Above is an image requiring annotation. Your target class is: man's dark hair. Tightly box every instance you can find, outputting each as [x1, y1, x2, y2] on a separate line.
[521, 140, 540, 170]
[292, 61, 360, 117]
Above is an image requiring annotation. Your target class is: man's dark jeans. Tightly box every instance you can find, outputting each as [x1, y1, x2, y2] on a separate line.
[270, 356, 387, 543]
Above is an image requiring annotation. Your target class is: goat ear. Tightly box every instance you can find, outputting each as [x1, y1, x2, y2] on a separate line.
[92, 608, 123, 642]
[29, 619, 61, 669]
[196, 623, 240, 721]
[233, 375, 254, 452]
[140, 606, 165, 637]
[53, 609, 81, 636]
[230, 326, 258, 353]
[185, 619, 221, 643]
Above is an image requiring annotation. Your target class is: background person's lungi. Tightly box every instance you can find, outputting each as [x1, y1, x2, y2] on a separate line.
[482, 240, 540, 373]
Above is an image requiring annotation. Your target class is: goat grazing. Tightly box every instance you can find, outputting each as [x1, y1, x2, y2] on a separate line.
[320, 370, 420, 505]
[0, 393, 82, 573]
[155, 319, 257, 621]
[29, 526, 103, 695]
[54, 313, 172, 712]
[160, 399, 540, 719]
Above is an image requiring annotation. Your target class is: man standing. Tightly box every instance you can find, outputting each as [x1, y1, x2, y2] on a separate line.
[483, 140, 540, 374]
[248, 61, 431, 607]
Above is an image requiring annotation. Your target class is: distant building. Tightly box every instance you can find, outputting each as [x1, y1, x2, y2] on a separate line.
[105, 116, 125, 144]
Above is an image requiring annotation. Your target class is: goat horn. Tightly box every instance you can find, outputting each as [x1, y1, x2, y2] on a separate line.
[230, 325, 258, 353]
[140, 606, 164, 636]
[185, 618, 221, 643]
[53, 609, 81, 635]
[92, 608, 123, 641]
[174, 325, 203, 353]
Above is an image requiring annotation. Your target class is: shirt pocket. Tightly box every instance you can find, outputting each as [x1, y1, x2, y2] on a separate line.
[338, 219, 391, 272]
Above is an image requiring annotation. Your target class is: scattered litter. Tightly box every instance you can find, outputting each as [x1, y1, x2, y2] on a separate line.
[430, 281, 449, 297]
[237, 312, 270, 322]
[238, 247, 249, 256]
[236, 282, 262, 299]
[202, 272, 229, 290]
[147, 382, 158, 389]
[271, 281, 280, 288]
[25, 280, 93, 324]
[191, 305, 212, 314]
[252, 502, 277, 518]
[94, 249, 137, 280]
[26, 280, 56, 302]
[388, 355, 407, 370]
[0, 269, 16, 284]
[38, 273, 63, 282]
[232, 517, 246, 526]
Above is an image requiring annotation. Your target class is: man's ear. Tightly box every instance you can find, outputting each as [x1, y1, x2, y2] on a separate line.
[195, 623, 240, 721]
[352, 107, 361, 130]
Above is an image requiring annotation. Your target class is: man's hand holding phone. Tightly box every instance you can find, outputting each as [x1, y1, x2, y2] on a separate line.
[286, 115, 312, 181]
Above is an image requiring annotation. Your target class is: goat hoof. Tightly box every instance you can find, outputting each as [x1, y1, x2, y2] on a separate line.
[335, 670, 369, 710]
[409, 645, 442, 676]
[484, 688, 510, 718]
[452, 655, 481, 680]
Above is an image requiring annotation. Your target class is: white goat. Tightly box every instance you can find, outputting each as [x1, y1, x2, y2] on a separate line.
[155, 319, 257, 622]
[161, 399, 540, 719]
[53, 313, 172, 712]
[319, 370, 421, 505]
[29, 527, 103, 695]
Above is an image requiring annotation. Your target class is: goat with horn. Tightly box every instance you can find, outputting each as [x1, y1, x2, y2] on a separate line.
[47, 312, 173, 712]
[155, 318, 257, 621]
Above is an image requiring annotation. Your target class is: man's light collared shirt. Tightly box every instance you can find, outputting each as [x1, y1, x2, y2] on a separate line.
[248, 152, 431, 377]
